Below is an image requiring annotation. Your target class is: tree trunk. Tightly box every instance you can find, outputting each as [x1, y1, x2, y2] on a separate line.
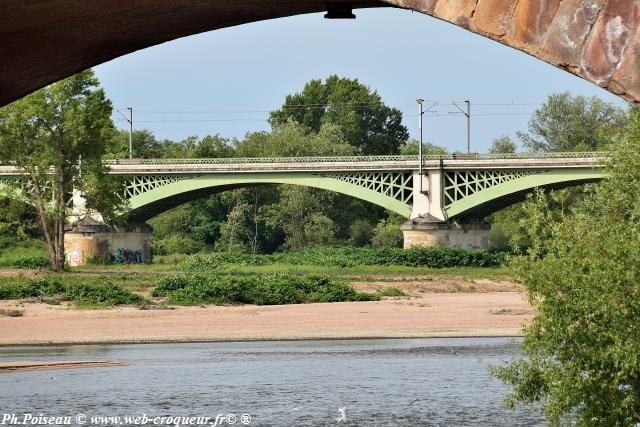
[53, 169, 66, 271]
[251, 188, 259, 254]
[29, 170, 56, 267]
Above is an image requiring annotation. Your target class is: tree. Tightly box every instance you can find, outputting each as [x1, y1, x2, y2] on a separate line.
[493, 108, 640, 425]
[0, 70, 116, 271]
[269, 75, 408, 155]
[489, 135, 516, 154]
[517, 92, 627, 152]
[400, 139, 448, 156]
[492, 94, 627, 250]
[371, 218, 403, 248]
[349, 219, 374, 247]
[216, 190, 251, 253]
[266, 185, 334, 250]
[108, 129, 162, 159]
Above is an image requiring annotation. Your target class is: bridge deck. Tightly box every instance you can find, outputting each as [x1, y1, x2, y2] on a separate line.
[0, 154, 606, 176]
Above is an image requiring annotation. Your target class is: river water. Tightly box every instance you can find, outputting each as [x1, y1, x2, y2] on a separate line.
[0, 338, 542, 426]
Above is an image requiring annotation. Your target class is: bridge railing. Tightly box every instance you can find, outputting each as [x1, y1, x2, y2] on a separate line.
[102, 152, 608, 165]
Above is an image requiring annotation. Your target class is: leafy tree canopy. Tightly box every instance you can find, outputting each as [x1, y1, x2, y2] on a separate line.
[269, 75, 408, 155]
[0, 70, 117, 270]
[494, 107, 640, 425]
[517, 92, 628, 152]
[489, 135, 517, 154]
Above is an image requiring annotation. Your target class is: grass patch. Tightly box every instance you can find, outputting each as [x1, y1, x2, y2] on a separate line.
[0, 276, 146, 307]
[152, 274, 380, 306]
[379, 287, 407, 297]
[0, 241, 50, 269]
[0, 308, 24, 317]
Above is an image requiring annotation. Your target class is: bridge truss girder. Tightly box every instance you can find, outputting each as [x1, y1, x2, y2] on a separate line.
[442, 168, 604, 220]
[124, 172, 414, 222]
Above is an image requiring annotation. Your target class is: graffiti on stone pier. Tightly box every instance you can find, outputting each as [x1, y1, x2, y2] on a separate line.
[113, 248, 145, 264]
[66, 250, 82, 267]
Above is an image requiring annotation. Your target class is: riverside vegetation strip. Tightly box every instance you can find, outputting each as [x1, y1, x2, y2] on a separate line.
[0, 247, 510, 308]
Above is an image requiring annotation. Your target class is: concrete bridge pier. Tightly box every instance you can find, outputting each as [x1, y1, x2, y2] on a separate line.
[64, 221, 153, 266]
[401, 170, 490, 250]
[401, 218, 490, 249]
[64, 190, 152, 266]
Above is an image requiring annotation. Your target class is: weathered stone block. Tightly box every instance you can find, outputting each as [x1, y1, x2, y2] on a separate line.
[473, 0, 517, 37]
[581, 0, 640, 84]
[393, 0, 439, 14]
[611, 27, 640, 100]
[541, 0, 605, 67]
[433, 0, 476, 26]
[513, 0, 561, 47]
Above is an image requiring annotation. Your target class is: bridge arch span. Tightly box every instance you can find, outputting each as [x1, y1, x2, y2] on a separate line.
[443, 168, 604, 220]
[125, 172, 413, 222]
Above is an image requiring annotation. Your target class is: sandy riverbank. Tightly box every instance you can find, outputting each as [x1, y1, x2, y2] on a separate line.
[0, 279, 533, 345]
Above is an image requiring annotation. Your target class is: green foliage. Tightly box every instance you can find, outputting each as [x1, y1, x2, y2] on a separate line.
[0, 198, 41, 241]
[151, 235, 205, 256]
[371, 220, 403, 248]
[491, 92, 625, 249]
[517, 92, 627, 152]
[349, 219, 374, 246]
[493, 108, 640, 425]
[269, 75, 408, 155]
[181, 246, 504, 270]
[400, 139, 448, 155]
[9, 256, 50, 269]
[489, 135, 517, 154]
[152, 274, 378, 306]
[0, 239, 50, 268]
[379, 287, 406, 297]
[0, 276, 144, 306]
[0, 70, 119, 270]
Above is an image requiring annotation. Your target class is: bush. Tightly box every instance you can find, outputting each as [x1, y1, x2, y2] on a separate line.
[10, 256, 50, 269]
[152, 274, 379, 306]
[181, 246, 504, 270]
[0, 276, 144, 307]
[349, 219, 374, 247]
[371, 220, 403, 248]
[379, 287, 406, 297]
[0, 240, 50, 268]
[151, 235, 205, 256]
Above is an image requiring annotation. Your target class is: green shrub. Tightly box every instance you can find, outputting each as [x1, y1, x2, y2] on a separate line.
[0, 240, 50, 268]
[371, 221, 404, 248]
[63, 283, 143, 306]
[181, 247, 504, 270]
[349, 219, 374, 247]
[153, 274, 379, 306]
[152, 235, 205, 256]
[0, 276, 144, 307]
[10, 256, 50, 269]
[379, 287, 407, 297]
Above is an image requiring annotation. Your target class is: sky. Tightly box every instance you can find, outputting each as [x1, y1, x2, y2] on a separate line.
[94, 7, 628, 154]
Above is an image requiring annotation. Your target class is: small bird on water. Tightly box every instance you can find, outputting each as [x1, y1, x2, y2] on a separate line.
[336, 407, 346, 423]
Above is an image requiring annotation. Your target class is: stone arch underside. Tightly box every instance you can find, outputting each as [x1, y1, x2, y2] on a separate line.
[1, 0, 639, 107]
[124, 173, 413, 222]
[444, 168, 604, 220]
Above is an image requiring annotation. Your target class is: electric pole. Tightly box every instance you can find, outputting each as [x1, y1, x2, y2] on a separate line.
[452, 100, 471, 153]
[417, 98, 424, 193]
[465, 100, 471, 154]
[127, 107, 133, 159]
